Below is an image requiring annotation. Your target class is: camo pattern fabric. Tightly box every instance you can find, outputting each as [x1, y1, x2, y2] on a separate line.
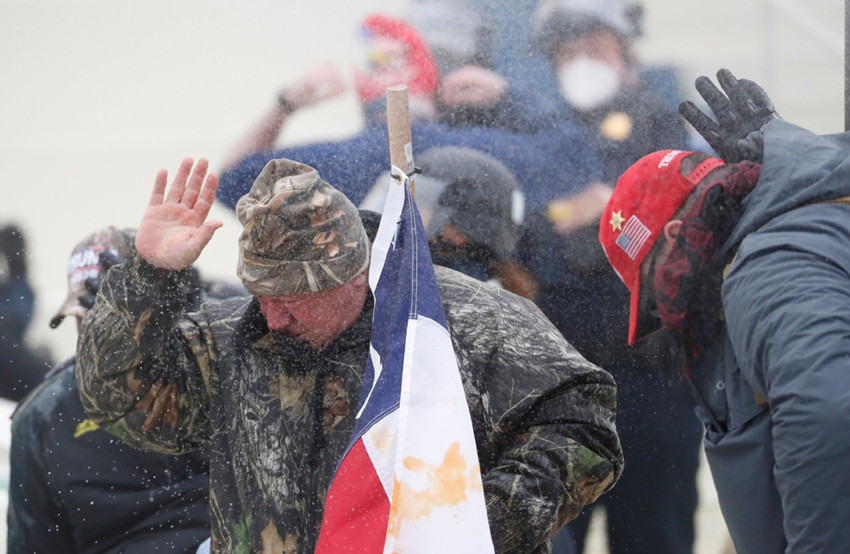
[76, 254, 623, 554]
[235, 159, 370, 297]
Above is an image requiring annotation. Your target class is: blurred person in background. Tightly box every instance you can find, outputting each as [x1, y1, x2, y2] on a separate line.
[0, 223, 52, 402]
[215, 12, 602, 218]
[361, 146, 537, 300]
[521, 1, 703, 552]
[7, 226, 246, 553]
[531, 0, 689, 184]
[406, 0, 554, 132]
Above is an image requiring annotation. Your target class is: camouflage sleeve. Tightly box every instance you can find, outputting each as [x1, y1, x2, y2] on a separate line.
[439, 268, 623, 553]
[76, 251, 213, 454]
[482, 368, 621, 553]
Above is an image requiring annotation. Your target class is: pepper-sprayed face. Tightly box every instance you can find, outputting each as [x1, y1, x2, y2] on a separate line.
[256, 270, 368, 350]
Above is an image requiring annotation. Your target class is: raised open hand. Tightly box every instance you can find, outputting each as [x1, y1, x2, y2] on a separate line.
[136, 157, 223, 270]
[678, 68, 778, 163]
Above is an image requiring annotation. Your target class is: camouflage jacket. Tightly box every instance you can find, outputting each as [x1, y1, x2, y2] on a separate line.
[76, 253, 623, 554]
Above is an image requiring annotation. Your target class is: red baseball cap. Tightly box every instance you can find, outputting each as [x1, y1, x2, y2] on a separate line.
[599, 150, 725, 344]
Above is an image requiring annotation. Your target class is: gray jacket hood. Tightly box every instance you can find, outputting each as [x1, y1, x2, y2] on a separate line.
[726, 119, 850, 251]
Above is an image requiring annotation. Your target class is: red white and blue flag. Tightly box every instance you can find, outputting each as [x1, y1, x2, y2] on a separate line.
[315, 167, 494, 553]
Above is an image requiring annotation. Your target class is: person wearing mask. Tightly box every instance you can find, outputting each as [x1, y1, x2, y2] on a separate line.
[216, 13, 602, 217]
[532, 0, 689, 184]
[524, 1, 703, 552]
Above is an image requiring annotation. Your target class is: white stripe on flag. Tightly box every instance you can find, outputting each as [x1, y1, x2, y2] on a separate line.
[380, 166, 494, 553]
[317, 166, 494, 554]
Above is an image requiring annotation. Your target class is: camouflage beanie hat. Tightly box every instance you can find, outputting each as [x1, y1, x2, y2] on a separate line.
[235, 159, 370, 296]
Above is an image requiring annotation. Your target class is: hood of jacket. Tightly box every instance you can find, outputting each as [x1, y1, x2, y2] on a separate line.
[726, 119, 850, 251]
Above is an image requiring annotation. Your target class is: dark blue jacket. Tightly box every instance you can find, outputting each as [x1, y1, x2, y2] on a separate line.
[525, 83, 690, 371]
[217, 118, 602, 214]
[560, 84, 689, 185]
[697, 119, 850, 553]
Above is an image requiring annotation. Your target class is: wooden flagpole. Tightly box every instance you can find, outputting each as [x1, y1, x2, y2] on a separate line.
[385, 84, 416, 196]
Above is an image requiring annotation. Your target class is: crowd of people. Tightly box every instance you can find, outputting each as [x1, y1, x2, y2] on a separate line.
[215, 2, 706, 550]
[3, 1, 848, 553]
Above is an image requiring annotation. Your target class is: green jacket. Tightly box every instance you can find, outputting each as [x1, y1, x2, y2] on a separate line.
[76, 253, 622, 553]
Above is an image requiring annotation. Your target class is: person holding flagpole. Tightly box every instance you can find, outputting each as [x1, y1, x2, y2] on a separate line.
[75, 154, 623, 553]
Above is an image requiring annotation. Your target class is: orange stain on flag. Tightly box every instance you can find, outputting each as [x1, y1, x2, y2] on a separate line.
[385, 441, 484, 542]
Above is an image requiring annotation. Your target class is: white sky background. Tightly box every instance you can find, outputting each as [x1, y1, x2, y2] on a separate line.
[0, 0, 844, 360]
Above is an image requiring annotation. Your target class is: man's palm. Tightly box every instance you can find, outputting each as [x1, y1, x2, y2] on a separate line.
[136, 157, 223, 270]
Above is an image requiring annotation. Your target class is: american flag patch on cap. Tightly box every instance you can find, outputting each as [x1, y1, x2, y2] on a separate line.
[616, 215, 651, 260]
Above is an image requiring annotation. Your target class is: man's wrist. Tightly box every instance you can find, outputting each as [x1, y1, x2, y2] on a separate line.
[128, 250, 192, 304]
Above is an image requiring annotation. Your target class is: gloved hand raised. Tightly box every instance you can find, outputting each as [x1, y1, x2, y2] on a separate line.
[678, 68, 779, 163]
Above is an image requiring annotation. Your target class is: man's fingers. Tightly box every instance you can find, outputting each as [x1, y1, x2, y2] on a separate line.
[716, 69, 740, 99]
[740, 79, 778, 117]
[694, 76, 727, 109]
[165, 157, 195, 204]
[149, 169, 169, 206]
[679, 101, 721, 144]
[182, 158, 210, 209]
[192, 172, 219, 219]
[99, 250, 125, 271]
[188, 220, 224, 258]
[694, 76, 732, 121]
[678, 100, 710, 127]
[719, 69, 757, 118]
[78, 293, 97, 310]
[83, 276, 101, 295]
[737, 133, 765, 163]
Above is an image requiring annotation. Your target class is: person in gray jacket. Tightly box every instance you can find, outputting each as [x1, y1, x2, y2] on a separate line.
[75, 156, 623, 553]
[599, 68, 850, 553]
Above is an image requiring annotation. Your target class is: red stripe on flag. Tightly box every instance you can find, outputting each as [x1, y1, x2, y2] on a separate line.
[315, 439, 391, 553]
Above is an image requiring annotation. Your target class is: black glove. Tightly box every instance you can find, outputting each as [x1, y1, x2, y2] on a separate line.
[78, 250, 126, 310]
[678, 68, 779, 163]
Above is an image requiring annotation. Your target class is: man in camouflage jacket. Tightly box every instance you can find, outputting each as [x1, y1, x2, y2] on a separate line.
[76, 157, 623, 553]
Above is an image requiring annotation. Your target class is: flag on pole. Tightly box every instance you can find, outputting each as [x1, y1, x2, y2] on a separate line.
[315, 167, 494, 553]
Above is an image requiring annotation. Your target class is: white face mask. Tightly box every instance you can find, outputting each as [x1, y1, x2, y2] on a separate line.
[557, 56, 621, 111]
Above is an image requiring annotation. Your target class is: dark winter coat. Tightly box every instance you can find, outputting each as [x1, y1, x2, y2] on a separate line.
[75, 252, 623, 554]
[527, 82, 690, 368]
[7, 358, 210, 553]
[694, 119, 850, 553]
[562, 83, 690, 185]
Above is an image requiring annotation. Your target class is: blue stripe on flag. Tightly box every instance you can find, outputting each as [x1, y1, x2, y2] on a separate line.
[336, 176, 444, 462]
